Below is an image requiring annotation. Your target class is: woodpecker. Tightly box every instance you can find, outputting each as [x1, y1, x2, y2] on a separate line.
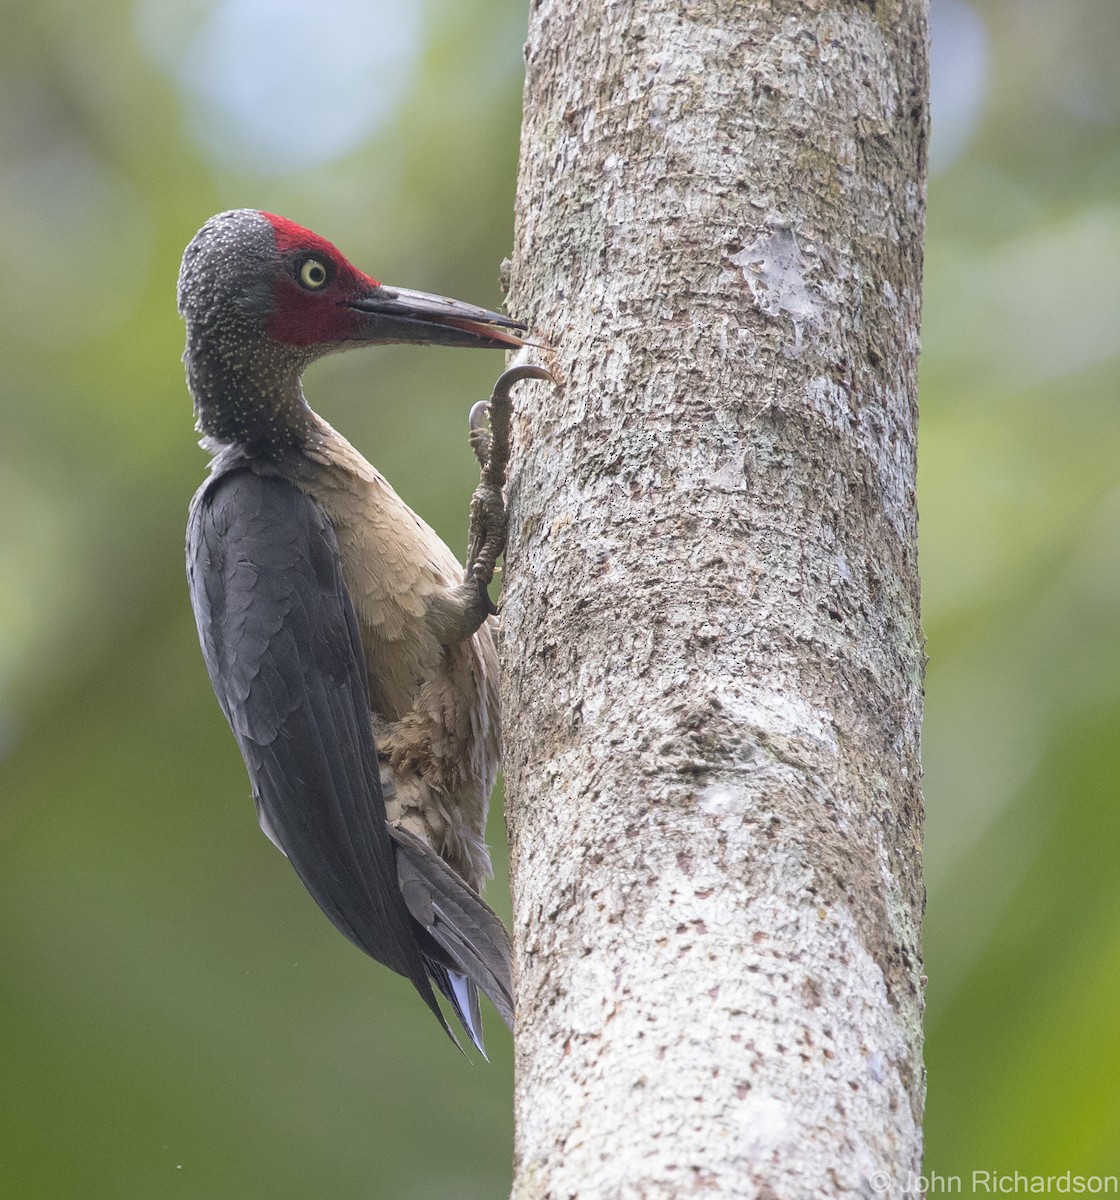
[178, 209, 544, 1052]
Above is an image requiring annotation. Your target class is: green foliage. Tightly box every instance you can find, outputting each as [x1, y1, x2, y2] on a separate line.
[921, 0, 1120, 1176]
[0, 1, 522, 1195]
[0, 0, 1115, 1194]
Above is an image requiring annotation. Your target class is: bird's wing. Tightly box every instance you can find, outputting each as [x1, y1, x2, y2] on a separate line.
[186, 466, 448, 1033]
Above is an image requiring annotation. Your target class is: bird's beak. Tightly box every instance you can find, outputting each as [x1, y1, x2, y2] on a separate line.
[346, 285, 525, 349]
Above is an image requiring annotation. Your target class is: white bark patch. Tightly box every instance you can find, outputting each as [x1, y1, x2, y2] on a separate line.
[726, 685, 841, 760]
[730, 224, 824, 350]
[736, 1093, 792, 1154]
[697, 783, 747, 818]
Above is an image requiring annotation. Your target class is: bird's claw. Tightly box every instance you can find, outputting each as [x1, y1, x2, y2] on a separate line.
[463, 364, 552, 613]
[468, 402, 493, 475]
[468, 400, 490, 433]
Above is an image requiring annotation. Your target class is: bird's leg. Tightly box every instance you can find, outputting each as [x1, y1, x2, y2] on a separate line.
[462, 404, 507, 617]
[465, 365, 553, 610]
[426, 365, 552, 645]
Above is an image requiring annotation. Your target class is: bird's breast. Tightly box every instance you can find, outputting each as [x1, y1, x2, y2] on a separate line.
[274, 423, 500, 887]
[290, 425, 485, 722]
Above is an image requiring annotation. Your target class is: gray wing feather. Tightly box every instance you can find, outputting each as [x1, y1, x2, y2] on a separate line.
[186, 467, 449, 1031]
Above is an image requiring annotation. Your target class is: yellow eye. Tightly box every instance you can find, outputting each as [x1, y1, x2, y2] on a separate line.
[299, 258, 329, 289]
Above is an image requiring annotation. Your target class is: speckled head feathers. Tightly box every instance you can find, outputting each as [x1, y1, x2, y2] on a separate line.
[178, 209, 279, 334]
[178, 209, 525, 447]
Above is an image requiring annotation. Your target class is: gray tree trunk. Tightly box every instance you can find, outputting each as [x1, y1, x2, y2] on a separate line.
[501, 1, 928, 1196]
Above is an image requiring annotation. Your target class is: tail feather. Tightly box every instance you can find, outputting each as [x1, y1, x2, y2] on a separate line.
[446, 971, 486, 1056]
[425, 963, 488, 1057]
[389, 825, 515, 1042]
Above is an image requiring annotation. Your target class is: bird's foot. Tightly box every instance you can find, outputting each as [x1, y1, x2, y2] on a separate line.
[463, 365, 552, 616]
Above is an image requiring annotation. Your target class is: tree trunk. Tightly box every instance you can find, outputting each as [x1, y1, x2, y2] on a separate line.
[502, 1, 928, 1195]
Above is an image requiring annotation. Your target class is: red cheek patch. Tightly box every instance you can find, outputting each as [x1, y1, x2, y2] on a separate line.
[266, 275, 354, 345]
[260, 212, 380, 346]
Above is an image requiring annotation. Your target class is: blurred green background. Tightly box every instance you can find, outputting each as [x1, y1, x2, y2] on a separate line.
[0, 0, 1115, 1195]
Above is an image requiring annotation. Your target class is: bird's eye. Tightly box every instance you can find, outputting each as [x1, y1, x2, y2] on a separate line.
[298, 258, 330, 290]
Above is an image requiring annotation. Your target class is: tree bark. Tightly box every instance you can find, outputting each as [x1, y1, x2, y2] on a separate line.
[502, 1, 928, 1195]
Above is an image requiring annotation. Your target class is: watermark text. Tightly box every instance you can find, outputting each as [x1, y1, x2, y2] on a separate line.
[868, 1170, 1118, 1195]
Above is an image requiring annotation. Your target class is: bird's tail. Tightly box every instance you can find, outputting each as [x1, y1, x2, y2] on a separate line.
[389, 825, 514, 1053]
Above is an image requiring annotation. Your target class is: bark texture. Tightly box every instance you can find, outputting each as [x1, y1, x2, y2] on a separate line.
[503, 1, 928, 1195]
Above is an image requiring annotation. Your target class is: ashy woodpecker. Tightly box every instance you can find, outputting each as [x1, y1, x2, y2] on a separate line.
[178, 209, 542, 1052]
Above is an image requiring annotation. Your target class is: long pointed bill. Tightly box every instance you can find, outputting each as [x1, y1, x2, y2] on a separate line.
[346, 285, 525, 349]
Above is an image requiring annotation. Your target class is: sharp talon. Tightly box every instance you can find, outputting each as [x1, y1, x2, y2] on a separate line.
[489, 365, 553, 405]
[469, 400, 491, 432]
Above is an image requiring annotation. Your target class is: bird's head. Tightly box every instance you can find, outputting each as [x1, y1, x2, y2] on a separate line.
[178, 209, 524, 357]
[178, 210, 524, 445]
